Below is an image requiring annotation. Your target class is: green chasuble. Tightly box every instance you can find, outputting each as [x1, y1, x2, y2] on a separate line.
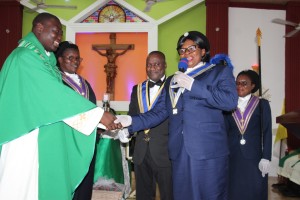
[0, 32, 99, 200]
[94, 138, 124, 184]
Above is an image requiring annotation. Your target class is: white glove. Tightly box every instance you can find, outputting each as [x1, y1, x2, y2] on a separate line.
[114, 115, 132, 127]
[118, 128, 130, 143]
[258, 158, 270, 177]
[101, 130, 118, 139]
[170, 71, 194, 91]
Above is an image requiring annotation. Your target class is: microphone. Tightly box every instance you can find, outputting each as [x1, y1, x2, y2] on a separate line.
[173, 58, 188, 93]
[178, 57, 188, 72]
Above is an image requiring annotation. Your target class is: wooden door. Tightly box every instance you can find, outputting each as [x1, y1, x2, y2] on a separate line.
[0, 1, 23, 69]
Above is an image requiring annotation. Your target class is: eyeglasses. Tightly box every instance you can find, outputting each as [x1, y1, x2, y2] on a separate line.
[146, 62, 163, 69]
[63, 56, 83, 63]
[178, 45, 198, 55]
[236, 80, 250, 87]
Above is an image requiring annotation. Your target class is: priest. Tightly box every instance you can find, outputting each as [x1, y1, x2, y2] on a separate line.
[0, 12, 120, 200]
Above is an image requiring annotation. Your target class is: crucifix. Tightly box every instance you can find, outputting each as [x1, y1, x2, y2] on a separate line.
[92, 33, 134, 100]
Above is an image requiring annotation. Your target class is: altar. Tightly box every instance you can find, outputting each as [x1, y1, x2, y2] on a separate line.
[274, 110, 300, 197]
[92, 101, 131, 199]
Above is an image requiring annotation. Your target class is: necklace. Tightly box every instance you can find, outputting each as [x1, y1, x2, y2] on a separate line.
[239, 109, 246, 145]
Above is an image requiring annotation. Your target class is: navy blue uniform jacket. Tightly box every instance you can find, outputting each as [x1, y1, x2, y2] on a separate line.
[128, 64, 238, 161]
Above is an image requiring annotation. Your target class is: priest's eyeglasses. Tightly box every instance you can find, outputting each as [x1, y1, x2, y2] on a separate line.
[64, 56, 83, 63]
[178, 45, 198, 55]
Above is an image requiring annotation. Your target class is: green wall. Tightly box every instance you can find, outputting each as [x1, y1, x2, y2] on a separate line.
[22, 11, 37, 37]
[22, 11, 66, 40]
[158, 3, 206, 76]
[21, 1, 206, 75]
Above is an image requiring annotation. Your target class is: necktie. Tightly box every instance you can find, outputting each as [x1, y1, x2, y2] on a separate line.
[148, 80, 163, 88]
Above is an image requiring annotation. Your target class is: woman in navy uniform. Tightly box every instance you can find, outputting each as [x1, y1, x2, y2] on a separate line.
[117, 31, 238, 200]
[224, 70, 272, 200]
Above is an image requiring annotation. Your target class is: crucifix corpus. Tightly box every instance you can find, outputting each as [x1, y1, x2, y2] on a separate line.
[92, 33, 134, 100]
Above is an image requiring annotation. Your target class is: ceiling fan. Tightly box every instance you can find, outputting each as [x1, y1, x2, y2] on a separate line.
[30, 0, 77, 10]
[272, 18, 300, 38]
[143, 0, 165, 12]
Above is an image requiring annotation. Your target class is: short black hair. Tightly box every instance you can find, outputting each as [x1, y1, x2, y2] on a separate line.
[147, 51, 166, 62]
[32, 12, 60, 30]
[55, 41, 79, 58]
[176, 31, 210, 62]
[237, 70, 260, 93]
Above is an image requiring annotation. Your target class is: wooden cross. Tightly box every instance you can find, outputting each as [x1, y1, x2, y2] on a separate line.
[92, 33, 134, 100]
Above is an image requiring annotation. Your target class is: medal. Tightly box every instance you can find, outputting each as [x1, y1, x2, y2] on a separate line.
[240, 138, 246, 145]
[143, 135, 151, 142]
[173, 108, 178, 115]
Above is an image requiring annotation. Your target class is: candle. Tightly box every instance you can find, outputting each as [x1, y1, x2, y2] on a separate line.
[103, 93, 110, 102]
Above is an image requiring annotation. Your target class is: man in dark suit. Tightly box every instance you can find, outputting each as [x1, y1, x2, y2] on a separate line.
[128, 51, 173, 200]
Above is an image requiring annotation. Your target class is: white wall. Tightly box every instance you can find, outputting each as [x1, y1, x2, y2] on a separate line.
[229, 7, 286, 176]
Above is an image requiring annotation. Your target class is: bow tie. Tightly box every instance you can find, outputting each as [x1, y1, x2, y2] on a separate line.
[148, 80, 163, 88]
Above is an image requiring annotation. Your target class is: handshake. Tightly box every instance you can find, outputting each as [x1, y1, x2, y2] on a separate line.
[99, 111, 133, 143]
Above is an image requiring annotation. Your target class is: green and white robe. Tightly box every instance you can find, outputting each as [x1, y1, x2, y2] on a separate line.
[0, 32, 103, 200]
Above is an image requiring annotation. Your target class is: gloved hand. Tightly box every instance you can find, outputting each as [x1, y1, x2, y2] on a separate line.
[170, 71, 194, 91]
[258, 158, 270, 177]
[114, 115, 132, 127]
[118, 128, 130, 143]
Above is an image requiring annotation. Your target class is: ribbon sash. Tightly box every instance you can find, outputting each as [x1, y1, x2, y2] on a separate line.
[232, 95, 259, 134]
[137, 80, 165, 134]
[169, 63, 215, 109]
[62, 73, 90, 99]
[137, 80, 165, 113]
